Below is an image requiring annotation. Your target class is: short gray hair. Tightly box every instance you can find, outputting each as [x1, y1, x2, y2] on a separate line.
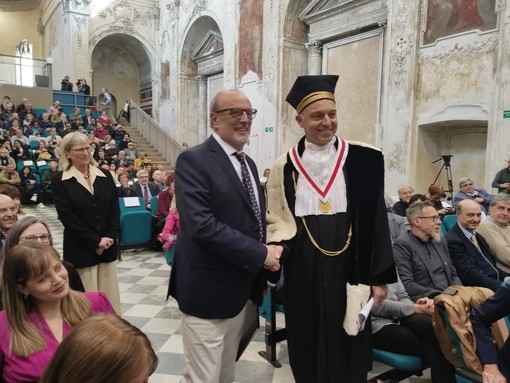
[490, 193, 510, 208]
[136, 169, 148, 179]
[406, 200, 435, 225]
[458, 177, 472, 188]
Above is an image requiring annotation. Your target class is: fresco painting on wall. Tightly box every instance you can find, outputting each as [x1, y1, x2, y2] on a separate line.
[161, 61, 170, 100]
[424, 0, 497, 45]
[238, 0, 263, 79]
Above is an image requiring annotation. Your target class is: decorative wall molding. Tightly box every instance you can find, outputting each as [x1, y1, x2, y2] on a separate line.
[305, 40, 322, 55]
[264, 50, 276, 102]
[389, 2, 414, 90]
[389, 143, 405, 173]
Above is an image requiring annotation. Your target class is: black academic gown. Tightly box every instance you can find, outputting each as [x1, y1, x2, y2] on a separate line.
[270, 137, 396, 383]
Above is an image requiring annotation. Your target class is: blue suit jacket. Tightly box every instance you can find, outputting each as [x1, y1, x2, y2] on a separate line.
[445, 223, 507, 292]
[471, 282, 510, 379]
[168, 136, 268, 319]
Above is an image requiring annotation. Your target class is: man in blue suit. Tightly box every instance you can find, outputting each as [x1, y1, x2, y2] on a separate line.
[168, 90, 282, 383]
[471, 281, 510, 382]
[445, 199, 507, 292]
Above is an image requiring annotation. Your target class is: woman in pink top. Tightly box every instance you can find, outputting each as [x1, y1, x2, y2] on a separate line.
[0, 242, 115, 383]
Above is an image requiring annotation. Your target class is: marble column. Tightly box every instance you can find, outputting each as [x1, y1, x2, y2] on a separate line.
[305, 40, 323, 75]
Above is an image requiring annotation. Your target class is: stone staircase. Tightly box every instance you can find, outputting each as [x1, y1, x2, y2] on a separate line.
[122, 123, 174, 170]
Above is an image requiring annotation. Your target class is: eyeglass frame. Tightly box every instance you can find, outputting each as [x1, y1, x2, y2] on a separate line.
[69, 146, 93, 153]
[416, 215, 441, 222]
[19, 233, 52, 242]
[213, 108, 258, 120]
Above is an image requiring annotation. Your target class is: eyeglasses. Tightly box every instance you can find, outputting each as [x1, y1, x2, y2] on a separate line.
[213, 108, 257, 120]
[70, 146, 93, 153]
[19, 233, 52, 243]
[417, 216, 441, 222]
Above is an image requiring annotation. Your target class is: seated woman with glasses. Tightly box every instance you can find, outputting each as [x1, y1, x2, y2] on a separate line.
[40, 315, 158, 383]
[0, 242, 115, 383]
[3, 216, 85, 292]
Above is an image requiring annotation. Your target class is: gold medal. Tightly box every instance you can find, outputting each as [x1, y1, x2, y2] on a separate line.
[319, 201, 331, 213]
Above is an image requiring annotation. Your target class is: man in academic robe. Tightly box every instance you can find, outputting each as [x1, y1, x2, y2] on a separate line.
[266, 75, 396, 383]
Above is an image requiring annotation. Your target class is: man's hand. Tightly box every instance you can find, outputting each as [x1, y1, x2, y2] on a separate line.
[371, 284, 388, 307]
[414, 297, 435, 316]
[482, 364, 506, 383]
[264, 244, 282, 272]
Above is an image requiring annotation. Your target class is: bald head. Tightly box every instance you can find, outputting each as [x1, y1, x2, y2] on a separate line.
[457, 199, 482, 232]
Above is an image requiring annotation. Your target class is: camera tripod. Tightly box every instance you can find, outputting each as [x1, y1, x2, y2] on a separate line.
[432, 155, 454, 201]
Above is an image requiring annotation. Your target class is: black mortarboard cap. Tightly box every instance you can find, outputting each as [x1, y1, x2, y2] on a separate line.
[285, 75, 339, 114]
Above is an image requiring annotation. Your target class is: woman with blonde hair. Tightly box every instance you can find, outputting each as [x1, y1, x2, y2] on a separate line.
[0, 242, 115, 382]
[41, 315, 158, 383]
[52, 132, 121, 313]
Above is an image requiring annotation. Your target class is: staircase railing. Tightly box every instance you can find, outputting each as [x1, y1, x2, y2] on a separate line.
[127, 99, 183, 169]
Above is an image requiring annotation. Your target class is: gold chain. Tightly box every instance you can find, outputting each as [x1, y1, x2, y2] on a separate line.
[292, 171, 352, 256]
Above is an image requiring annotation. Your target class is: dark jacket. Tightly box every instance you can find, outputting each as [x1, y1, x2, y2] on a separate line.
[52, 168, 119, 268]
[445, 223, 507, 291]
[168, 136, 268, 319]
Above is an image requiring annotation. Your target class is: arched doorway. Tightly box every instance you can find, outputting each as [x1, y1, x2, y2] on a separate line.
[179, 16, 223, 146]
[91, 34, 152, 118]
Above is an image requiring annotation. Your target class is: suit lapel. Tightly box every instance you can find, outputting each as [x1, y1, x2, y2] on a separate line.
[409, 233, 439, 283]
[206, 137, 253, 212]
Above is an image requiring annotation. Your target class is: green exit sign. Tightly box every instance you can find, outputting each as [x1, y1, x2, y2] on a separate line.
[265, 127, 274, 133]
[504, 110, 510, 118]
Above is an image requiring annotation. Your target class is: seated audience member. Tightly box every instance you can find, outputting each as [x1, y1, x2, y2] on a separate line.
[0, 194, 18, 243]
[118, 132, 131, 149]
[10, 139, 30, 162]
[445, 199, 508, 292]
[82, 108, 93, 126]
[409, 193, 428, 204]
[0, 148, 15, 171]
[93, 122, 109, 141]
[124, 141, 138, 160]
[112, 124, 127, 142]
[126, 161, 137, 179]
[470, 281, 510, 383]
[0, 163, 22, 189]
[20, 166, 43, 204]
[0, 242, 115, 382]
[392, 184, 414, 217]
[3, 216, 85, 292]
[34, 141, 55, 161]
[39, 112, 54, 132]
[97, 111, 112, 127]
[0, 184, 26, 218]
[7, 119, 21, 138]
[40, 315, 158, 383]
[492, 156, 510, 193]
[113, 150, 127, 167]
[132, 169, 159, 209]
[10, 129, 29, 147]
[158, 205, 179, 252]
[97, 148, 108, 167]
[371, 275, 456, 383]
[41, 161, 59, 193]
[134, 150, 151, 170]
[454, 177, 493, 214]
[152, 169, 166, 192]
[47, 101, 60, 116]
[385, 194, 408, 243]
[393, 201, 462, 301]
[60, 122, 73, 138]
[117, 172, 136, 198]
[53, 113, 67, 133]
[68, 107, 81, 123]
[477, 193, 510, 272]
[45, 128, 62, 149]
[426, 183, 454, 217]
[27, 121, 43, 143]
[104, 139, 119, 160]
[85, 117, 96, 132]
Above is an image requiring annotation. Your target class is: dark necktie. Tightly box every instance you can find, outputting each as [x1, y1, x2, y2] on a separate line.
[143, 185, 149, 204]
[233, 152, 264, 241]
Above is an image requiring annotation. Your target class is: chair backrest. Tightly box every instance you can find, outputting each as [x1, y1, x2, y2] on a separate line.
[442, 214, 457, 231]
[119, 211, 152, 245]
[119, 197, 146, 215]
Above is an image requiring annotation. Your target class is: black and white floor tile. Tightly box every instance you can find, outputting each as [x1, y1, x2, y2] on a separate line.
[24, 204, 431, 383]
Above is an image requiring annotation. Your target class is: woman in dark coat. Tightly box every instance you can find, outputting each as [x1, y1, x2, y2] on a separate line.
[52, 132, 121, 314]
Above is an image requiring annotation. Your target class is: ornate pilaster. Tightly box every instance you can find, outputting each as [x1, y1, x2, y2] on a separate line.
[196, 75, 208, 143]
[305, 40, 323, 75]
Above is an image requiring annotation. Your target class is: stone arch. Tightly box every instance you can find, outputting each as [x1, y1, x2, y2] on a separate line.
[178, 14, 223, 146]
[278, 0, 312, 149]
[90, 32, 153, 117]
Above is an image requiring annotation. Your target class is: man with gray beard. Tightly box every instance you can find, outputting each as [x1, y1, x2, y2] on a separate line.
[393, 200, 462, 301]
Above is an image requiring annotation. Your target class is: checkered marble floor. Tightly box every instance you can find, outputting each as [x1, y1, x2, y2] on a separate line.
[24, 204, 431, 383]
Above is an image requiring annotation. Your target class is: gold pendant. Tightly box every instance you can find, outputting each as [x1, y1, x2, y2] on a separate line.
[319, 201, 331, 213]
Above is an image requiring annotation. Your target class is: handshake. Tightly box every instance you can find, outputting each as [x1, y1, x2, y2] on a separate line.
[264, 244, 283, 272]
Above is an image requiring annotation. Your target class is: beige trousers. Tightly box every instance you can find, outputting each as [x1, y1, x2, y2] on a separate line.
[180, 301, 257, 383]
[78, 261, 121, 315]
